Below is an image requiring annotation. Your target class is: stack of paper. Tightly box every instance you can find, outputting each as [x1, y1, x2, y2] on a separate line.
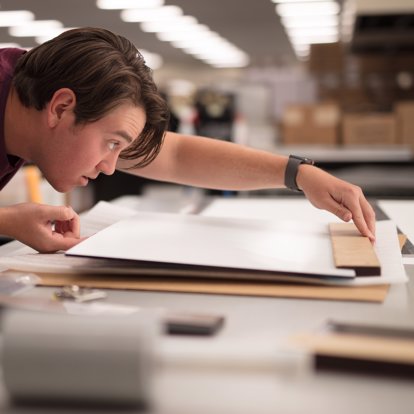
[0, 201, 407, 302]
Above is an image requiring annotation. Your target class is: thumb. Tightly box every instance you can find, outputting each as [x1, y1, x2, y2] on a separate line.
[44, 205, 77, 221]
[50, 234, 85, 252]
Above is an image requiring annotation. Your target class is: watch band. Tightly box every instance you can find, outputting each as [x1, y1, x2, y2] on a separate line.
[284, 155, 315, 191]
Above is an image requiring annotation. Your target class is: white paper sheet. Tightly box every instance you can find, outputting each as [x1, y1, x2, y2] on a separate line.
[67, 211, 356, 279]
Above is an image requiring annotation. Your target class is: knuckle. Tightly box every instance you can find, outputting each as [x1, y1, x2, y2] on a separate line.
[57, 205, 71, 219]
[346, 185, 361, 198]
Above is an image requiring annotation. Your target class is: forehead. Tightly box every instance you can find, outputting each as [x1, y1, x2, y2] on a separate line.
[74, 103, 147, 148]
[106, 103, 146, 123]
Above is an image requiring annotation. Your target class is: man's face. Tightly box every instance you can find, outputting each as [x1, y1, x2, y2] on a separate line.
[39, 103, 146, 193]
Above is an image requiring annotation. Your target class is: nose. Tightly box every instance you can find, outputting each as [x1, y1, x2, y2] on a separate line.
[96, 153, 118, 176]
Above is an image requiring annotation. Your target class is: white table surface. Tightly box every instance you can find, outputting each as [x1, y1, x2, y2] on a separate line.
[0, 196, 413, 414]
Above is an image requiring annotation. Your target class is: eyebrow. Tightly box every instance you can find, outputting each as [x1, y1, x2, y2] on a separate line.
[113, 130, 134, 144]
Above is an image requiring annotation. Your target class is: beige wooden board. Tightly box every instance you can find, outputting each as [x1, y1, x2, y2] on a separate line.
[291, 333, 414, 365]
[329, 223, 381, 275]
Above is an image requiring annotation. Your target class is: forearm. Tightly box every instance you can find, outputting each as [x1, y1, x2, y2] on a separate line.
[119, 132, 289, 191]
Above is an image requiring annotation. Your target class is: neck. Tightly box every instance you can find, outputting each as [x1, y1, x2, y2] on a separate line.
[4, 87, 44, 162]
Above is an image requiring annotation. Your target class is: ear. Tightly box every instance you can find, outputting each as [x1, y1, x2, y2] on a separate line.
[46, 88, 76, 128]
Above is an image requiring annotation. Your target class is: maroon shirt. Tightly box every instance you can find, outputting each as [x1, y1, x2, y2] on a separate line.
[0, 48, 26, 191]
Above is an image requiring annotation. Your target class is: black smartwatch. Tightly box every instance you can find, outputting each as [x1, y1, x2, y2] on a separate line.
[284, 155, 315, 192]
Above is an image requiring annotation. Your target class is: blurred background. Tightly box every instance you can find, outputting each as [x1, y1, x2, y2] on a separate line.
[1, 0, 413, 211]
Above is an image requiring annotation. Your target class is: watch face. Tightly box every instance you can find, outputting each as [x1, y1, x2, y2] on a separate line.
[292, 155, 315, 166]
[303, 157, 315, 165]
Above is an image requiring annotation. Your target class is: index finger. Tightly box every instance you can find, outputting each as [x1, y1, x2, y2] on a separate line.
[345, 196, 375, 242]
[360, 196, 376, 240]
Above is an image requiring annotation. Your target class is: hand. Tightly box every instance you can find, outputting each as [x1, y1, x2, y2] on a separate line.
[1, 203, 83, 252]
[296, 165, 376, 241]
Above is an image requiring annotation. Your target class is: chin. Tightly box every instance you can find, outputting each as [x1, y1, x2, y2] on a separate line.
[49, 180, 72, 193]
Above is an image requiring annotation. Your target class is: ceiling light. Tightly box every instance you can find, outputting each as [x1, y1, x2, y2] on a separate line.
[281, 15, 338, 28]
[132, 4, 249, 68]
[276, 1, 340, 17]
[121, 5, 182, 22]
[286, 27, 338, 37]
[35, 27, 77, 44]
[0, 10, 34, 27]
[271, 0, 334, 4]
[138, 49, 163, 70]
[157, 25, 211, 42]
[0, 42, 22, 48]
[272, 0, 332, 2]
[140, 15, 197, 32]
[9, 20, 63, 37]
[171, 33, 223, 49]
[97, 0, 164, 9]
[290, 35, 339, 44]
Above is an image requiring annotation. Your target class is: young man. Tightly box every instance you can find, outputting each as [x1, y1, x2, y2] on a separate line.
[0, 28, 375, 253]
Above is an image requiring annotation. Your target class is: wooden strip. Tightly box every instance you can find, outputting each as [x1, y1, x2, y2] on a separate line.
[37, 273, 389, 303]
[329, 223, 381, 276]
[292, 333, 414, 365]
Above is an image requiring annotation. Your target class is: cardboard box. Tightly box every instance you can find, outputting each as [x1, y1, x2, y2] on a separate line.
[395, 101, 414, 149]
[342, 114, 396, 145]
[339, 87, 377, 112]
[357, 55, 391, 75]
[309, 43, 344, 75]
[282, 103, 340, 146]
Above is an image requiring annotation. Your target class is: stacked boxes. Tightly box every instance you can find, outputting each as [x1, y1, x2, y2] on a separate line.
[342, 114, 396, 145]
[395, 101, 414, 149]
[281, 102, 414, 148]
[282, 103, 340, 146]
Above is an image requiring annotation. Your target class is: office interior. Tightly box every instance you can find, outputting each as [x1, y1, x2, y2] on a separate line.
[0, 1, 414, 413]
[1, 0, 413, 209]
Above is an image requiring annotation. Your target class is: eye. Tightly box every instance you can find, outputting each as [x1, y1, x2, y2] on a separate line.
[108, 141, 120, 151]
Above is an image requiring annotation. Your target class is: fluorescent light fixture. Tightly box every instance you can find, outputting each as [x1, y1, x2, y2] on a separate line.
[140, 15, 197, 32]
[0, 10, 34, 27]
[171, 33, 224, 49]
[186, 45, 250, 67]
[121, 5, 182, 22]
[276, 1, 340, 17]
[293, 47, 310, 55]
[287, 27, 338, 37]
[97, 0, 164, 9]
[35, 27, 77, 44]
[138, 49, 163, 70]
[9, 20, 63, 37]
[0, 42, 22, 48]
[281, 15, 338, 28]
[272, 0, 332, 2]
[136, 4, 249, 68]
[157, 25, 211, 42]
[290, 35, 339, 44]
[210, 59, 249, 68]
[293, 44, 310, 53]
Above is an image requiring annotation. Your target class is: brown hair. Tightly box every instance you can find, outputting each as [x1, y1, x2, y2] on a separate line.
[13, 27, 169, 168]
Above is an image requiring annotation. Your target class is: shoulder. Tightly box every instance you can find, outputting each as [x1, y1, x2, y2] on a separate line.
[0, 48, 26, 81]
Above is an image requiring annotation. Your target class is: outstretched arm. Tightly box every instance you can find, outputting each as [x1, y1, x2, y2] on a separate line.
[0, 203, 82, 252]
[117, 131, 376, 240]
